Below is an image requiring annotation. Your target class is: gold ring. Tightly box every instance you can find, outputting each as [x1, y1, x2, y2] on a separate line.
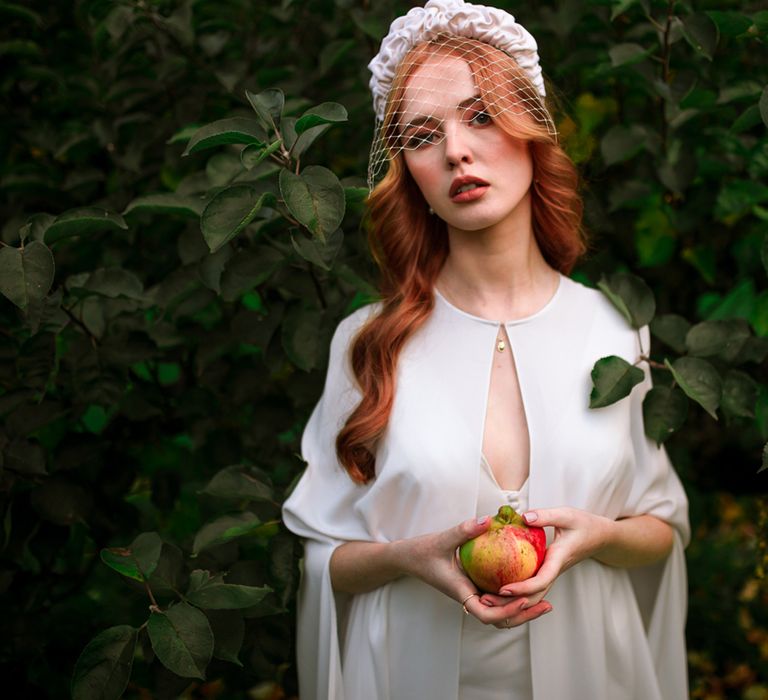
[461, 593, 478, 614]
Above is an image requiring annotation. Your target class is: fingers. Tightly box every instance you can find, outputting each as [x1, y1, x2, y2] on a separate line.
[479, 592, 524, 607]
[523, 507, 572, 528]
[498, 555, 561, 597]
[450, 515, 491, 548]
[492, 600, 553, 629]
[462, 589, 553, 627]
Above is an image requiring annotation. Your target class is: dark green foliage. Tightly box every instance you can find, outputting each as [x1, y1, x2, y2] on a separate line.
[1, 1, 767, 698]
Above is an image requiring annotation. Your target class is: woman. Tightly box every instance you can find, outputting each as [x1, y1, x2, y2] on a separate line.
[282, 2, 690, 699]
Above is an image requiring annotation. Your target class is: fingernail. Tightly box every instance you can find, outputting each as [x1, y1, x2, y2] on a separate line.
[476, 515, 490, 525]
[543, 606, 553, 614]
[523, 512, 538, 523]
[500, 590, 513, 596]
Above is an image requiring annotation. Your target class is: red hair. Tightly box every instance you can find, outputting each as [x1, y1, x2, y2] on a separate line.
[337, 36, 589, 484]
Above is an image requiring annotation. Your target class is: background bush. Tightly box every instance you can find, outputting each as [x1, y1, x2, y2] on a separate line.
[0, 1, 766, 698]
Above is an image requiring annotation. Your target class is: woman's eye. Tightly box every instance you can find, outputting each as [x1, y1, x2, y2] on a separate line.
[404, 130, 440, 149]
[470, 111, 492, 126]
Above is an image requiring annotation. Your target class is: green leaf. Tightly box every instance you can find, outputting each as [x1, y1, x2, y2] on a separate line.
[730, 104, 763, 134]
[609, 0, 639, 21]
[681, 13, 718, 60]
[282, 303, 322, 372]
[609, 43, 652, 67]
[291, 227, 343, 271]
[200, 184, 276, 253]
[600, 124, 646, 166]
[281, 116, 332, 158]
[345, 186, 370, 204]
[146, 543, 184, 597]
[721, 369, 758, 418]
[71, 625, 137, 700]
[650, 314, 690, 354]
[736, 336, 768, 364]
[192, 512, 262, 555]
[100, 532, 163, 582]
[704, 10, 753, 37]
[294, 102, 348, 135]
[186, 570, 271, 610]
[665, 357, 721, 419]
[597, 271, 656, 329]
[0, 241, 55, 309]
[205, 610, 244, 666]
[685, 319, 751, 362]
[44, 208, 128, 244]
[182, 118, 266, 156]
[68, 268, 145, 300]
[240, 140, 282, 170]
[279, 166, 345, 242]
[681, 245, 716, 284]
[589, 356, 645, 408]
[245, 88, 284, 132]
[642, 385, 688, 446]
[199, 465, 273, 502]
[219, 246, 285, 302]
[167, 124, 201, 145]
[147, 602, 213, 680]
[123, 193, 206, 218]
[18, 212, 55, 243]
[0, 3, 44, 27]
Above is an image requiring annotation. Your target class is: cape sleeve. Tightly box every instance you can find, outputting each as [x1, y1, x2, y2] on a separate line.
[281, 306, 377, 700]
[622, 324, 691, 700]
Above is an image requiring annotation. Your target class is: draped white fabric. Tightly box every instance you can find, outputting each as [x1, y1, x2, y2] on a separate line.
[282, 273, 690, 700]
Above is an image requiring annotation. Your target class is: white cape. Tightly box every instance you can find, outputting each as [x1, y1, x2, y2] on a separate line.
[282, 273, 690, 700]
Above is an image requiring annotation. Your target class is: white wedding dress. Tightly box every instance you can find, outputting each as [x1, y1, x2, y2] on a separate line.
[282, 272, 690, 700]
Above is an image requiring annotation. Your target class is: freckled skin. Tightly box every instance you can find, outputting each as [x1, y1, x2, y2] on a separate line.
[460, 505, 546, 593]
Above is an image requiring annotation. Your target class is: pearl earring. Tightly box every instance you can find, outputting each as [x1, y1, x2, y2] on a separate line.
[428, 206, 435, 215]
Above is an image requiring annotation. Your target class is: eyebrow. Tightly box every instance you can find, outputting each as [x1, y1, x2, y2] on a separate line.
[401, 94, 483, 133]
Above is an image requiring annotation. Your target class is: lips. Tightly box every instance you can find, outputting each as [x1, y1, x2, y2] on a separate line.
[449, 175, 490, 199]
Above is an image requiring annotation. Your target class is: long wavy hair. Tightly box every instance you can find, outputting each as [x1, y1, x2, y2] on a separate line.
[337, 36, 590, 484]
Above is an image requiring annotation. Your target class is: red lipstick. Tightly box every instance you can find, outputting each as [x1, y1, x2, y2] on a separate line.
[449, 175, 490, 202]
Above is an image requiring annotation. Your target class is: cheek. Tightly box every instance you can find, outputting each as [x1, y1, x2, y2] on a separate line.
[405, 156, 440, 196]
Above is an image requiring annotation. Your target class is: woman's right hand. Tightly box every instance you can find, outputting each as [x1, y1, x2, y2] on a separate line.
[395, 516, 553, 629]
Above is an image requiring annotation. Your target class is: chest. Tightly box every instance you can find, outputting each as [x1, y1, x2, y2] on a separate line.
[481, 324, 530, 491]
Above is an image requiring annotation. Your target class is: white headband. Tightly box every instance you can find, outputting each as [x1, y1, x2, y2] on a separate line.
[367, 0, 546, 124]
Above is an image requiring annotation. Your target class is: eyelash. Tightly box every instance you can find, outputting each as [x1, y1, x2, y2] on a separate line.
[403, 110, 492, 149]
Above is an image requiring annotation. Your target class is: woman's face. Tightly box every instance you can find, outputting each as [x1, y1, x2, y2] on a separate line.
[400, 56, 534, 233]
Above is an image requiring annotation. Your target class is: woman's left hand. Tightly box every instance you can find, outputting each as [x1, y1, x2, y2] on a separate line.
[479, 507, 613, 610]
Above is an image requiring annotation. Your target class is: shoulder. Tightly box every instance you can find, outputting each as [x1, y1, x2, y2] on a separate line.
[562, 274, 646, 355]
[329, 299, 384, 358]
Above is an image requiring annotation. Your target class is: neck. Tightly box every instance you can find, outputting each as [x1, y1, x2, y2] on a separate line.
[435, 202, 559, 321]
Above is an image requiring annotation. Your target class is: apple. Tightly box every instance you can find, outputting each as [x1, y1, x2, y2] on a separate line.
[459, 505, 547, 593]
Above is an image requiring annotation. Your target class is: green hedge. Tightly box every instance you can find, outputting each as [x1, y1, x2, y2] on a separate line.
[1, 1, 766, 698]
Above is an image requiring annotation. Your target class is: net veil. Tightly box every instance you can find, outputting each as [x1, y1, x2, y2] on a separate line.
[366, 34, 557, 192]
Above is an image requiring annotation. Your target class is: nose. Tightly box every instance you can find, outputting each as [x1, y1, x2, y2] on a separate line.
[442, 120, 473, 168]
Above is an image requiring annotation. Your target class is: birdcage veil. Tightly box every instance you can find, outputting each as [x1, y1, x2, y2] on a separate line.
[366, 1, 557, 191]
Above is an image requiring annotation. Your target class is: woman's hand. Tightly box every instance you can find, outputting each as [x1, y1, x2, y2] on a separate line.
[479, 507, 612, 610]
[396, 516, 554, 629]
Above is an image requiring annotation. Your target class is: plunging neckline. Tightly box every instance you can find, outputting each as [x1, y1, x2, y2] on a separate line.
[481, 452, 529, 494]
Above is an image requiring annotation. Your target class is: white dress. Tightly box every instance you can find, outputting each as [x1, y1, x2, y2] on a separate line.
[458, 453, 533, 700]
[282, 272, 690, 700]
